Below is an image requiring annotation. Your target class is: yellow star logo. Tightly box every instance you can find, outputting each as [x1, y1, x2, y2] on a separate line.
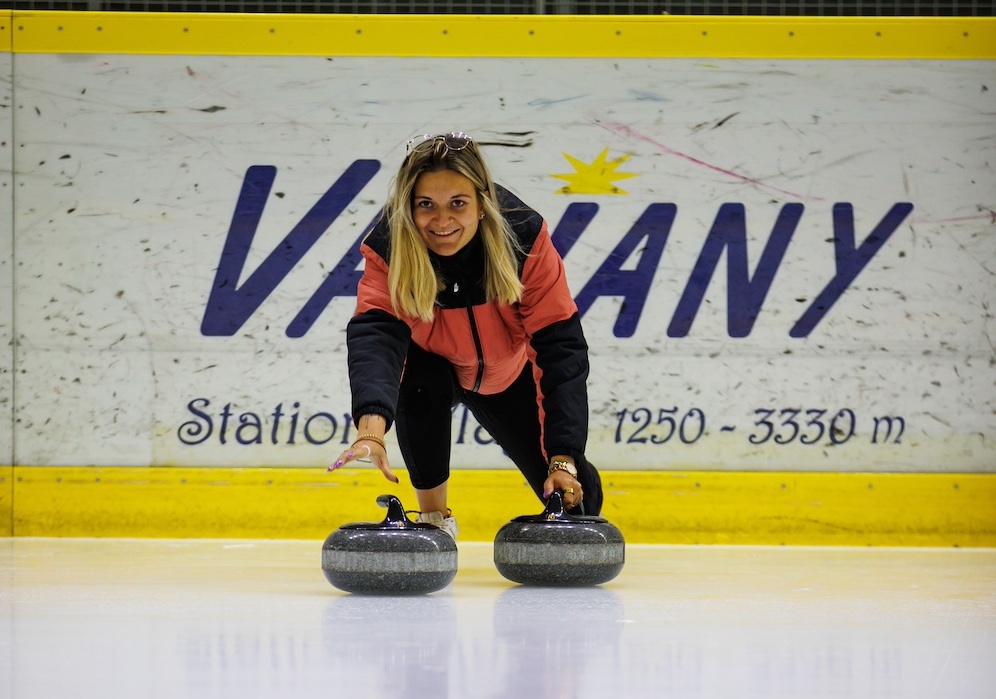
[551, 148, 637, 195]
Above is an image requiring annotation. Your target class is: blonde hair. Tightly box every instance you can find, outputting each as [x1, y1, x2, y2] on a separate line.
[384, 136, 524, 322]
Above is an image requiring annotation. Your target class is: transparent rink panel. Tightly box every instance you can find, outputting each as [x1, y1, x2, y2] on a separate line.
[1, 539, 994, 699]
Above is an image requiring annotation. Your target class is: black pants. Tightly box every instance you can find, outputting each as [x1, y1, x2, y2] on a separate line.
[394, 343, 603, 516]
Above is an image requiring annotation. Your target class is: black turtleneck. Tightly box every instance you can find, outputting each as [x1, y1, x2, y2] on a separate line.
[430, 232, 488, 308]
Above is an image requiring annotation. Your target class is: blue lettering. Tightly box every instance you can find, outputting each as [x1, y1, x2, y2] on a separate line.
[287, 402, 301, 445]
[550, 202, 599, 257]
[270, 402, 302, 445]
[236, 412, 263, 445]
[573, 204, 676, 338]
[790, 203, 914, 337]
[287, 212, 382, 337]
[452, 405, 495, 446]
[200, 162, 380, 336]
[454, 405, 469, 444]
[178, 398, 213, 445]
[474, 425, 495, 446]
[177, 399, 345, 447]
[219, 403, 233, 445]
[668, 203, 803, 337]
[304, 412, 337, 445]
[270, 402, 285, 444]
[200, 163, 913, 340]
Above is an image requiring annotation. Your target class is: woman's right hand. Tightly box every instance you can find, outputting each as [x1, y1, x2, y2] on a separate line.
[328, 437, 399, 484]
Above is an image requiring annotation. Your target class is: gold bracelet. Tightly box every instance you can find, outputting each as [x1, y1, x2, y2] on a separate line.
[352, 433, 386, 451]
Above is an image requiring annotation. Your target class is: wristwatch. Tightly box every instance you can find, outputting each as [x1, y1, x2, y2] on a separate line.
[548, 458, 578, 478]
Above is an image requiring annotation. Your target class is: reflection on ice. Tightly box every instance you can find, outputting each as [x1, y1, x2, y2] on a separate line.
[2, 540, 994, 699]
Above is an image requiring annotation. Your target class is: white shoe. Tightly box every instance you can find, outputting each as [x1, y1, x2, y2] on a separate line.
[416, 510, 458, 541]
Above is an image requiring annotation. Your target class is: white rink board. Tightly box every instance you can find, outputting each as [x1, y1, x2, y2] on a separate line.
[0, 50, 11, 468]
[10, 55, 996, 471]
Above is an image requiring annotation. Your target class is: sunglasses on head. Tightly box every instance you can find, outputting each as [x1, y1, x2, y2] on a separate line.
[405, 132, 473, 154]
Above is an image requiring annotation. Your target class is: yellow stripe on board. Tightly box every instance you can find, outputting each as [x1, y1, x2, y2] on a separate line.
[0, 13, 10, 53]
[11, 466, 996, 546]
[0, 467, 11, 536]
[6, 11, 995, 59]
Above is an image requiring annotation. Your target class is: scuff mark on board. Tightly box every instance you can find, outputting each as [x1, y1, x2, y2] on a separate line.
[593, 119, 817, 201]
[630, 89, 669, 102]
[478, 139, 533, 148]
[528, 95, 588, 108]
[478, 131, 535, 148]
[713, 112, 739, 129]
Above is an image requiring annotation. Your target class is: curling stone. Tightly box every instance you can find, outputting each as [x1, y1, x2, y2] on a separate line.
[493, 490, 624, 587]
[322, 494, 457, 595]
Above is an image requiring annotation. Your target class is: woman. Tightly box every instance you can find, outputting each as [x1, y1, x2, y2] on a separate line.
[329, 132, 603, 539]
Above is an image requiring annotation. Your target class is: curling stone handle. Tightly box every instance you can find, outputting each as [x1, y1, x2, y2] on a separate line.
[376, 494, 408, 524]
[543, 490, 570, 520]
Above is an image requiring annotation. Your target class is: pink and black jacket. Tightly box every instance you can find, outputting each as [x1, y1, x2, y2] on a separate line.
[346, 185, 590, 463]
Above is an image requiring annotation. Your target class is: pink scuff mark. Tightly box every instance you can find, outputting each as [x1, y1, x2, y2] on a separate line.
[922, 212, 996, 224]
[595, 120, 817, 201]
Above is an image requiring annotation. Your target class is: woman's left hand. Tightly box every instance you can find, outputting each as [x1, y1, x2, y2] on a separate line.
[328, 439, 399, 484]
[543, 470, 584, 510]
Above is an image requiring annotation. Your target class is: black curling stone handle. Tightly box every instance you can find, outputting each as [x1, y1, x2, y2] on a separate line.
[376, 493, 410, 527]
[510, 489, 609, 525]
[335, 494, 435, 531]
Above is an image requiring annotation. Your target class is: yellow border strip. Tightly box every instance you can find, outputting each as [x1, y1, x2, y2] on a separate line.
[8, 11, 996, 59]
[11, 466, 996, 546]
[0, 12, 10, 53]
[0, 467, 11, 536]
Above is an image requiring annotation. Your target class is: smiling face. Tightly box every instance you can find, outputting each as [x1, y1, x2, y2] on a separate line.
[411, 169, 481, 257]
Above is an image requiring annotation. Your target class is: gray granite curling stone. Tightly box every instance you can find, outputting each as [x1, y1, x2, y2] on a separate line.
[494, 490, 624, 586]
[322, 494, 457, 595]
